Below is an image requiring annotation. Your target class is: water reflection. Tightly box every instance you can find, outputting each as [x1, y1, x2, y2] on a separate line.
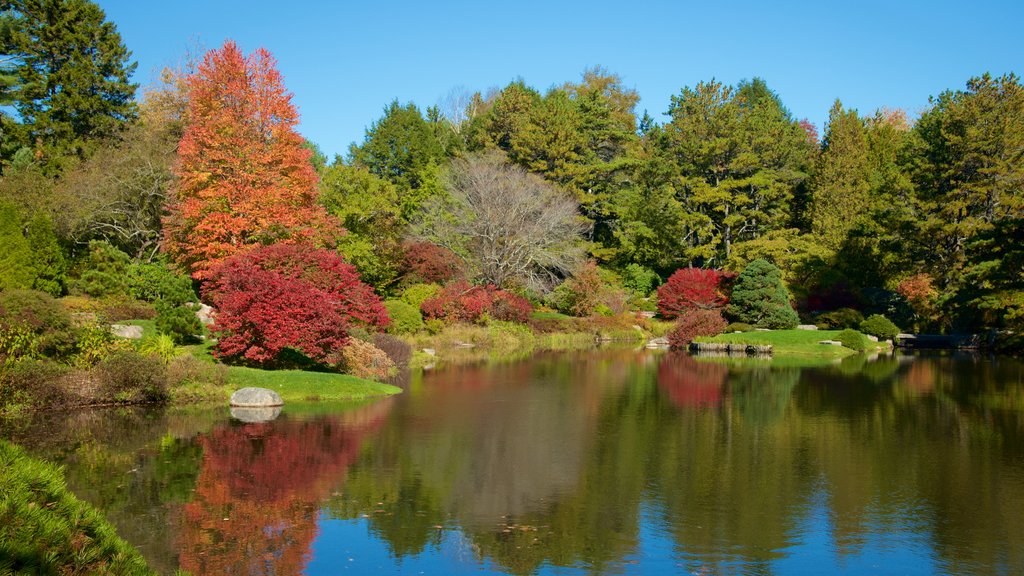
[4, 351, 1023, 575]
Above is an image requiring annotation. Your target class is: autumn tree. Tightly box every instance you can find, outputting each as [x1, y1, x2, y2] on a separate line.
[415, 152, 587, 290]
[0, 0, 137, 170]
[163, 41, 339, 279]
[657, 268, 728, 318]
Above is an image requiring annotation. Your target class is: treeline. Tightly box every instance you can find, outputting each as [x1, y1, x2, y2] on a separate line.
[1, 0, 1021, 342]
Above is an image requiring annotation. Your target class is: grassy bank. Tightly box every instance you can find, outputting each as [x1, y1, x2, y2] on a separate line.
[0, 440, 157, 575]
[696, 329, 890, 360]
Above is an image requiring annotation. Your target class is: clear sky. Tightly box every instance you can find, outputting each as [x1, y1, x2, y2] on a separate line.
[96, 0, 1023, 159]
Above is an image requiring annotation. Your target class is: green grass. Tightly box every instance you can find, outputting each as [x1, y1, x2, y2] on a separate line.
[697, 329, 888, 359]
[226, 366, 400, 402]
[119, 318, 156, 337]
[531, 310, 574, 321]
[0, 440, 156, 575]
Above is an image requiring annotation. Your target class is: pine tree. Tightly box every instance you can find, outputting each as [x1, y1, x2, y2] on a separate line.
[725, 259, 800, 328]
[0, 201, 36, 290]
[811, 101, 871, 250]
[25, 212, 65, 296]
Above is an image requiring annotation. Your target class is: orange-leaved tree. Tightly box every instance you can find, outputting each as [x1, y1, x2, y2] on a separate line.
[163, 40, 340, 279]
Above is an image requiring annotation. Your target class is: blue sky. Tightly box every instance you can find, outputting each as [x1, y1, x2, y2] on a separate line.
[97, 0, 1023, 159]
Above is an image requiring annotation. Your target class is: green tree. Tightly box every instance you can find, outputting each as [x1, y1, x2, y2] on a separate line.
[725, 258, 800, 328]
[1, 0, 137, 169]
[811, 101, 871, 250]
[0, 200, 36, 290]
[25, 212, 65, 296]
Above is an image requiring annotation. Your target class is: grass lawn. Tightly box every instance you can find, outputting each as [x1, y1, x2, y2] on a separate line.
[697, 329, 887, 360]
[226, 365, 400, 402]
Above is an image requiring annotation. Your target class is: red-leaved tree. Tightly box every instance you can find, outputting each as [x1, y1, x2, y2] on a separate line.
[202, 243, 388, 367]
[666, 309, 728, 349]
[420, 280, 532, 323]
[164, 41, 340, 279]
[401, 241, 463, 284]
[657, 267, 728, 318]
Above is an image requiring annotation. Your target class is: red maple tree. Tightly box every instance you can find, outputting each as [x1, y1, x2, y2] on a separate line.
[163, 40, 340, 279]
[657, 267, 728, 318]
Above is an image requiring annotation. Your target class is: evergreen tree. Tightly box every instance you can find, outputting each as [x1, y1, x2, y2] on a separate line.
[25, 212, 65, 296]
[811, 101, 871, 250]
[1, 0, 137, 169]
[725, 258, 800, 328]
[0, 201, 36, 290]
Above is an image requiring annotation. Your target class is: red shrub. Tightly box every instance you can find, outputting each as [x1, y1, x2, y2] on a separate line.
[657, 268, 727, 318]
[401, 241, 462, 284]
[666, 309, 728, 349]
[420, 280, 531, 323]
[202, 243, 388, 367]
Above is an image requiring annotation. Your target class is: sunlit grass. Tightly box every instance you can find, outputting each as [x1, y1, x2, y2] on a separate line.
[696, 329, 887, 359]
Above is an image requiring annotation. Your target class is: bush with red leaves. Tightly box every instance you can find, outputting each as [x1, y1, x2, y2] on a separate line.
[401, 241, 462, 284]
[657, 268, 728, 318]
[202, 243, 389, 367]
[420, 280, 531, 323]
[666, 309, 728, 349]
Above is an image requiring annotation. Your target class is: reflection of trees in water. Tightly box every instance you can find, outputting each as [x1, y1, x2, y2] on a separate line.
[178, 399, 393, 575]
[656, 353, 727, 408]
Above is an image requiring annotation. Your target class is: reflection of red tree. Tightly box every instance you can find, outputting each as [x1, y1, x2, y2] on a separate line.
[657, 354, 727, 408]
[903, 361, 936, 395]
[179, 400, 393, 575]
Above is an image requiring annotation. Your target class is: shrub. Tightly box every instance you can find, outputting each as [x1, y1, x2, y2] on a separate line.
[26, 212, 67, 297]
[658, 267, 727, 319]
[400, 283, 441, 309]
[815, 308, 864, 329]
[373, 333, 411, 369]
[0, 289, 76, 358]
[0, 201, 37, 291]
[98, 299, 156, 322]
[401, 241, 462, 284]
[421, 280, 532, 324]
[166, 355, 228, 389]
[72, 324, 133, 368]
[95, 351, 169, 403]
[545, 262, 628, 317]
[154, 302, 202, 344]
[725, 322, 753, 333]
[859, 314, 900, 340]
[620, 264, 660, 296]
[725, 259, 799, 329]
[383, 300, 424, 335]
[138, 334, 179, 363]
[127, 261, 196, 306]
[667, 309, 728, 349]
[0, 358, 73, 411]
[69, 241, 131, 298]
[836, 329, 868, 351]
[340, 339, 395, 381]
[203, 242, 388, 368]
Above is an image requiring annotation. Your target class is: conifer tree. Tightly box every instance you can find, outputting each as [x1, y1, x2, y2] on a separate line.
[725, 259, 799, 328]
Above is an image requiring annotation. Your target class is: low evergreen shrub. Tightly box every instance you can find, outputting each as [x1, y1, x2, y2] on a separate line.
[836, 329, 868, 351]
[859, 314, 900, 340]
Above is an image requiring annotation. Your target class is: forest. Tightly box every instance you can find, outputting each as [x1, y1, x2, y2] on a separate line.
[1, 0, 1022, 397]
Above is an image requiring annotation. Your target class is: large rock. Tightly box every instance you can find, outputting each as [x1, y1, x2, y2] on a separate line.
[195, 303, 216, 326]
[110, 324, 144, 339]
[230, 406, 282, 423]
[646, 337, 670, 349]
[229, 387, 284, 408]
[797, 324, 819, 331]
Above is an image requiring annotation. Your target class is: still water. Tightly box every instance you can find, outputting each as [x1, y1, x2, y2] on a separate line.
[5, 350, 1024, 575]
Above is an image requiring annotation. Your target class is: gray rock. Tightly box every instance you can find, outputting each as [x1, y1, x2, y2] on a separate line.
[755, 328, 772, 332]
[422, 348, 436, 356]
[797, 324, 819, 331]
[646, 337, 670, 349]
[638, 311, 656, 319]
[195, 303, 215, 326]
[818, 340, 843, 346]
[110, 324, 144, 339]
[229, 387, 284, 407]
[230, 405, 282, 423]
[866, 334, 879, 342]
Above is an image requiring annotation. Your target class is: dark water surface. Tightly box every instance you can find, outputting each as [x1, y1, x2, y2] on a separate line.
[5, 350, 1024, 575]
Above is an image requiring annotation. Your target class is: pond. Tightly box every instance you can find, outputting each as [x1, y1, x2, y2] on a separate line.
[4, 350, 1024, 575]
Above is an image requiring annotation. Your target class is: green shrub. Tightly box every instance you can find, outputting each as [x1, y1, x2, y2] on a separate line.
[400, 283, 441, 309]
[69, 241, 131, 298]
[620, 263, 660, 296]
[383, 299, 424, 334]
[424, 318, 444, 335]
[816, 308, 864, 330]
[836, 329, 868, 351]
[154, 302, 202, 344]
[0, 201, 37, 291]
[859, 314, 900, 340]
[127, 261, 196, 306]
[0, 440, 156, 574]
[725, 322, 753, 333]
[72, 324, 132, 368]
[0, 289, 76, 358]
[96, 350, 169, 403]
[725, 259, 799, 329]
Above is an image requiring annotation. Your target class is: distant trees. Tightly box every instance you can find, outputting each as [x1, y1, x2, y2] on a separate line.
[0, 0, 137, 170]
[163, 41, 340, 279]
[416, 153, 587, 290]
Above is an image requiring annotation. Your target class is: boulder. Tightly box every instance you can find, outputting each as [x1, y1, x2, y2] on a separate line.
[646, 337, 670, 349]
[195, 303, 216, 326]
[818, 340, 843, 346]
[110, 324, 144, 339]
[229, 387, 284, 408]
[797, 324, 819, 331]
[422, 348, 436, 356]
[230, 406, 282, 423]
[866, 334, 879, 342]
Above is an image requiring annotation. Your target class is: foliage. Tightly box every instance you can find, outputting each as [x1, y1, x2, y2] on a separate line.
[835, 329, 868, 351]
[859, 314, 900, 340]
[420, 280, 532, 324]
[657, 267, 728, 318]
[415, 152, 587, 291]
[726, 259, 800, 328]
[96, 350, 169, 403]
[25, 213, 66, 296]
[0, 289, 76, 358]
[814, 308, 864, 330]
[0, 201, 36, 291]
[0, 0, 137, 169]
[202, 242, 388, 368]
[69, 240, 131, 298]
[0, 440, 156, 574]
[340, 339, 395, 381]
[72, 324, 131, 368]
[383, 300, 424, 335]
[163, 41, 341, 279]
[400, 283, 441, 309]
[126, 260, 195, 305]
[373, 333, 411, 368]
[154, 302, 201, 344]
[811, 101, 872, 250]
[726, 322, 753, 333]
[666, 309, 728, 349]
[138, 333, 179, 363]
[401, 241, 463, 285]
[165, 354, 228, 389]
[620, 263, 660, 296]
[545, 261, 628, 317]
